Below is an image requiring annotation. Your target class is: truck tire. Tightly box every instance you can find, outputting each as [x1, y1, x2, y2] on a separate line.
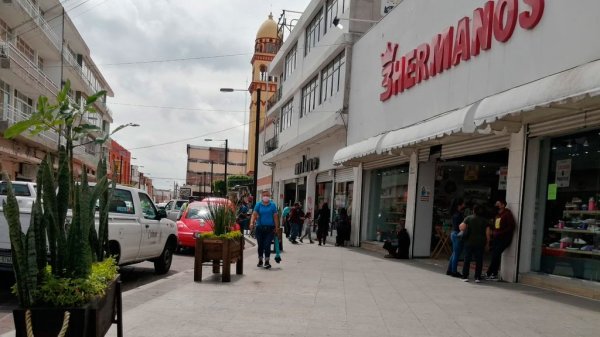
[154, 240, 175, 274]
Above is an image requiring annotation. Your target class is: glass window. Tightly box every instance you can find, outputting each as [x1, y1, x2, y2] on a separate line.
[305, 10, 323, 56]
[14, 90, 33, 116]
[110, 189, 135, 214]
[186, 204, 211, 220]
[0, 183, 31, 196]
[320, 51, 345, 103]
[533, 130, 600, 282]
[367, 166, 409, 242]
[279, 99, 293, 132]
[0, 18, 10, 42]
[325, 0, 345, 33]
[138, 192, 157, 220]
[334, 181, 353, 220]
[16, 37, 34, 63]
[284, 44, 297, 81]
[301, 75, 319, 117]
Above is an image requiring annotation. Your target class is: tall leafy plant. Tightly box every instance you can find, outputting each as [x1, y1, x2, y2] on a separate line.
[206, 202, 236, 236]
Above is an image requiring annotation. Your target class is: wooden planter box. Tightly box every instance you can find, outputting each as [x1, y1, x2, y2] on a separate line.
[13, 276, 123, 337]
[194, 237, 244, 282]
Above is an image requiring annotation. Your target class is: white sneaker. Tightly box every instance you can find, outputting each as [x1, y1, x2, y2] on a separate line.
[475, 279, 481, 283]
[462, 278, 469, 282]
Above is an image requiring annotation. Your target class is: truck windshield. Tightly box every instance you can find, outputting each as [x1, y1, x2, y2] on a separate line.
[0, 183, 31, 197]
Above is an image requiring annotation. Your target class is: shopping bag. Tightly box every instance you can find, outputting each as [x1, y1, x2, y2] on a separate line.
[274, 236, 282, 263]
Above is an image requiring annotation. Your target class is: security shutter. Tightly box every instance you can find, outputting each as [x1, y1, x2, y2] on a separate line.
[362, 154, 409, 170]
[528, 109, 600, 138]
[418, 148, 430, 162]
[441, 134, 510, 160]
[317, 172, 332, 183]
[335, 167, 354, 182]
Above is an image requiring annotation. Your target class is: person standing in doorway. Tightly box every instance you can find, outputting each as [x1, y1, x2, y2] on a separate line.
[446, 198, 466, 277]
[299, 211, 313, 243]
[486, 199, 516, 280]
[282, 204, 292, 238]
[288, 202, 304, 244]
[250, 190, 280, 269]
[335, 208, 351, 247]
[460, 204, 488, 283]
[316, 202, 331, 246]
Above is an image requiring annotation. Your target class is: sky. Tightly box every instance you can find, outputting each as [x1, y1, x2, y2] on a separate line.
[68, 0, 311, 190]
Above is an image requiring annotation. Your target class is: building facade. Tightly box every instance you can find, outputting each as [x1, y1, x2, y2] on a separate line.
[334, 0, 600, 298]
[108, 140, 131, 185]
[261, 0, 383, 216]
[185, 144, 247, 198]
[0, 0, 113, 181]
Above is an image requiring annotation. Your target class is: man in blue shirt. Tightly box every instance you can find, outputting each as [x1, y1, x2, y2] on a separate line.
[250, 190, 280, 269]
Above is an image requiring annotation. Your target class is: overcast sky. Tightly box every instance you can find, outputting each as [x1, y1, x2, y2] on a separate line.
[69, 0, 310, 190]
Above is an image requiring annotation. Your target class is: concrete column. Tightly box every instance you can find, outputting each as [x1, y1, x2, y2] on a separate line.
[350, 164, 363, 246]
[305, 172, 317, 214]
[502, 127, 527, 282]
[404, 152, 419, 258]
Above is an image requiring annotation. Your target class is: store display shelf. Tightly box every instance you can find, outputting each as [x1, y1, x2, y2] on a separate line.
[544, 247, 600, 256]
[548, 228, 600, 234]
[563, 210, 600, 215]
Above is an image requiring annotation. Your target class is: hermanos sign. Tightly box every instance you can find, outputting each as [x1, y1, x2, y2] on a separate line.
[380, 0, 545, 102]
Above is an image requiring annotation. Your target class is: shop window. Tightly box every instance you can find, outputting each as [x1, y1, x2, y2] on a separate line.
[367, 166, 409, 242]
[334, 181, 353, 221]
[533, 130, 600, 282]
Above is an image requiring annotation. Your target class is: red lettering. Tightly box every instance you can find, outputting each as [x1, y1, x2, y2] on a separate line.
[380, 42, 398, 101]
[392, 57, 405, 93]
[404, 49, 417, 90]
[519, 0, 544, 29]
[472, 1, 494, 56]
[430, 26, 454, 77]
[415, 43, 430, 83]
[494, 0, 518, 42]
[452, 17, 471, 66]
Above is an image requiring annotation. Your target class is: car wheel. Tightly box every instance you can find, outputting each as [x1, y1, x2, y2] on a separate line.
[154, 241, 174, 274]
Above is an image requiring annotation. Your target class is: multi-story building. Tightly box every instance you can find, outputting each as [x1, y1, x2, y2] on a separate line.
[108, 140, 131, 185]
[0, 0, 113, 181]
[261, 0, 381, 213]
[186, 144, 247, 198]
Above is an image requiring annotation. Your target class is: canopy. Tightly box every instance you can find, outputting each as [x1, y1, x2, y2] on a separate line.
[333, 134, 385, 166]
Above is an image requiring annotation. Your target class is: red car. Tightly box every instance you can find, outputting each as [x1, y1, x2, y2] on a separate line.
[176, 201, 240, 250]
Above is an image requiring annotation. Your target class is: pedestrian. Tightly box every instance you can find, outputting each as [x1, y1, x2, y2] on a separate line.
[282, 204, 292, 238]
[299, 211, 313, 243]
[316, 202, 330, 246]
[446, 197, 466, 278]
[249, 190, 280, 269]
[485, 199, 516, 280]
[335, 208, 351, 247]
[236, 199, 250, 235]
[288, 202, 304, 244]
[460, 204, 488, 283]
[382, 224, 410, 258]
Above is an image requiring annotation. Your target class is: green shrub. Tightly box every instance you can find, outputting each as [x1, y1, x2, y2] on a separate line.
[198, 231, 242, 240]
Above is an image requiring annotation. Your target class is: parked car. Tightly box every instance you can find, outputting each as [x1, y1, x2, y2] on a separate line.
[0, 184, 178, 274]
[164, 199, 189, 221]
[0, 181, 36, 212]
[176, 201, 240, 250]
[156, 202, 167, 212]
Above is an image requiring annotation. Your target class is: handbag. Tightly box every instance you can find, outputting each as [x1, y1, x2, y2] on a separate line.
[274, 236, 281, 263]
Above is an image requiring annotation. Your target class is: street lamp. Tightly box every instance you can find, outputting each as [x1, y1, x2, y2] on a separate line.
[220, 87, 259, 203]
[205, 138, 228, 197]
[332, 16, 379, 29]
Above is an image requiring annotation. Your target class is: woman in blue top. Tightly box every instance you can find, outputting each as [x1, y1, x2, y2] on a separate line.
[250, 190, 280, 269]
[446, 197, 465, 277]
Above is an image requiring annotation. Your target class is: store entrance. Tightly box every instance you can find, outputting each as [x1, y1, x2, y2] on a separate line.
[284, 182, 296, 207]
[430, 151, 509, 256]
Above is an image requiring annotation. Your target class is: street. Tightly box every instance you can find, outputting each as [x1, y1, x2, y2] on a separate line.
[0, 251, 196, 335]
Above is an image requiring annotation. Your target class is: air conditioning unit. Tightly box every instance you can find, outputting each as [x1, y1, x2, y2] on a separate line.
[0, 57, 9, 69]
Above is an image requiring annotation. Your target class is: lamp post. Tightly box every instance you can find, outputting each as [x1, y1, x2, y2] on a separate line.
[220, 87, 259, 202]
[205, 138, 228, 197]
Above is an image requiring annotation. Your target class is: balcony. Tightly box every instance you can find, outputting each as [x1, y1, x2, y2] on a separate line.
[266, 87, 282, 112]
[15, 0, 62, 51]
[1, 41, 59, 96]
[0, 104, 59, 147]
[264, 136, 278, 154]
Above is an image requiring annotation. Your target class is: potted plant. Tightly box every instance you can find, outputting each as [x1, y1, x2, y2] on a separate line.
[194, 201, 244, 282]
[2, 81, 131, 337]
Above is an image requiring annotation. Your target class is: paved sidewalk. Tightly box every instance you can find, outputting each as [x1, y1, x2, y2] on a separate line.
[3, 240, 599, 337]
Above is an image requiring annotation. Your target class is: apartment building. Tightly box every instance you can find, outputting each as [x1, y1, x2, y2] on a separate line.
[261, 0, 382, 215]
[0, 0, 113, 181]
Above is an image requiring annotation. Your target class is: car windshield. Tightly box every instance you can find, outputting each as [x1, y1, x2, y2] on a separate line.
[186, 205, 211, 220]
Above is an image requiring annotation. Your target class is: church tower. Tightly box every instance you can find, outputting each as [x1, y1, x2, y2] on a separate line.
[248, 13, 281, 177]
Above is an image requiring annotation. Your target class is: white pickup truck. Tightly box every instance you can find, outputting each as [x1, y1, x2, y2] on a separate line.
[0, 184, 178, 275]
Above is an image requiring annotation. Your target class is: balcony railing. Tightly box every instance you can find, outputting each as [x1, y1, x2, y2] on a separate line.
[266, 87, 282, 112]
[1, 41, 59, 96]
[265, 136, 278, 154]
[1, 105, 59, 145]
[16, 0, 62, 51]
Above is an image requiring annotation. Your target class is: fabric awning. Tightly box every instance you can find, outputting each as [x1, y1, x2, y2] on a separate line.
[333, 134, 385, 165]
[379, 104, 477, 153]
[474, 59, 600, 126]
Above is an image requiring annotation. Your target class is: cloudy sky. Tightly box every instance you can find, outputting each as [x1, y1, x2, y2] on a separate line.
[68, 0, 310, 190]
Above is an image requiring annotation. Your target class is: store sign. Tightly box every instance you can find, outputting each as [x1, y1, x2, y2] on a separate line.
[498, 166, 508, 190]
[294, 156, 319, 175]
[380, 0, 545, 101]
[556, 159, 571, 188]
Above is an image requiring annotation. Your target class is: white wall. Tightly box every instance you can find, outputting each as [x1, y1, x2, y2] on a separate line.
[348, 0, 600, 144]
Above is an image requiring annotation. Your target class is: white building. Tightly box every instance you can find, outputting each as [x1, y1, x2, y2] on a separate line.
[335, 0, 600, 298]
[262, 0, 383, 219]
[0, 0, 113, 180]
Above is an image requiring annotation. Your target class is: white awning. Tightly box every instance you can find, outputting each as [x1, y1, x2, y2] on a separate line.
[333, 134, 385, 166]
[475, 59, 600, 126]
[379, 104, 477, 153]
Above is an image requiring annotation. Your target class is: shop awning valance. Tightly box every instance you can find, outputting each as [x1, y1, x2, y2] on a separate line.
[379, 104, 477, 153]
[474, 59, 600, 127]
[333, 134, 385, 166]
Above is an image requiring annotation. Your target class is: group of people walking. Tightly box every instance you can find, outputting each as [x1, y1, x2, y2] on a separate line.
[446, 198, 516, 283]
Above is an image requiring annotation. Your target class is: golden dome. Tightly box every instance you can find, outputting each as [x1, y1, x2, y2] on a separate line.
[256, 13, 278, 40]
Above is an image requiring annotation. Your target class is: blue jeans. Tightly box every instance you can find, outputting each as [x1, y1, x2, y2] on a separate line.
[447, 231, 464, 274]
[256, 226, 275, 260]
[290, 222, 300, 240]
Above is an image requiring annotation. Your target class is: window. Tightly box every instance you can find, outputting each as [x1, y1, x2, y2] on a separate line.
[325, 0, 345, 33]
[260, 65, 268, 81]
[139, 192, 157, 220]
[301, 76, 319, 117]
[14, 90, 33, 116]
[110, 189, 135, 214]
[16, 37, 34, 63]
[0, 18, 10, 42]
[320, 51, 346, 103]
[0, 183, 32, 197]
[284, 44, 297, 81]
[280, 99, 293, 132]
[186, 204, 211, 220]
[305, 10, 323, 56]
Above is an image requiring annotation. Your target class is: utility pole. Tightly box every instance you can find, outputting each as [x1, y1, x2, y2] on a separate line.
[253, 88, 261, 202]
[224, 139, 228, 197]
